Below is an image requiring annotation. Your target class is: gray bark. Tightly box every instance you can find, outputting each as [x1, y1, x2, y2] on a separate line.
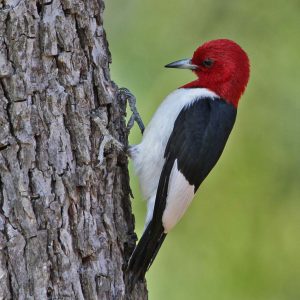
[0, 0, 147, 299]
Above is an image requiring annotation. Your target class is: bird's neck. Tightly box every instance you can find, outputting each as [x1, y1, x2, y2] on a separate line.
[182, 79, 242, 108]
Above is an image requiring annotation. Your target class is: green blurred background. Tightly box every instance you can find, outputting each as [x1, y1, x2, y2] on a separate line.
[105, 1, 300, 299]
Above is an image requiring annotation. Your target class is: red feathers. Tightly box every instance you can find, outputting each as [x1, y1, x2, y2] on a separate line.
[183, 39, 250, 107]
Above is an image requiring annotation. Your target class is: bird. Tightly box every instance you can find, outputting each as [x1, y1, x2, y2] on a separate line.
[126, 39, 250, 287]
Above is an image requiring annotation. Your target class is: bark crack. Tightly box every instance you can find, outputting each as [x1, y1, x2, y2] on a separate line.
[0, 79, 21, 163]
[0, 175, 15, 298]
[0, 143, 10, 151]
[2, 37, 15, 74]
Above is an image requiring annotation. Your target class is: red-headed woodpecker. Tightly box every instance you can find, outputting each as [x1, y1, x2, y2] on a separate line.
[126, 39, 250, 286]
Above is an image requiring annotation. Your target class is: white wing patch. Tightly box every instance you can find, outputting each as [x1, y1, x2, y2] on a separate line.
[162, 160, 195, 233]
[144, 195, 156, 230]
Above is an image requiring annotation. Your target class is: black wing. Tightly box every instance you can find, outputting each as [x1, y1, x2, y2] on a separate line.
[127, 97, 237, 287]
[167, 97, 237, 190]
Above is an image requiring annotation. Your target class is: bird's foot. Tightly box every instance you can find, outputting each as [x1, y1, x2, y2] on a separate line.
[127, 144, 139, 159]
[91, 109, 124, 166]
[117, 87, 145, 135]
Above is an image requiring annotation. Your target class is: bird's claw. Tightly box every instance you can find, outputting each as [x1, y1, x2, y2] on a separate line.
[118, 88, 145, 134]
[91, 108, 124, 166]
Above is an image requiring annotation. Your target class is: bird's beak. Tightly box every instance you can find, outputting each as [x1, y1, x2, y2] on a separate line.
[165, 58, 198, 70]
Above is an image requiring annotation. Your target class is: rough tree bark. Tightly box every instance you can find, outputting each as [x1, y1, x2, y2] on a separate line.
[0, 0, 147, 299]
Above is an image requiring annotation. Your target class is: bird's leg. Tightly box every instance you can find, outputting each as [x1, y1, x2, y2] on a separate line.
[91, 109, 124, 166]
[117, 87, 145, 135]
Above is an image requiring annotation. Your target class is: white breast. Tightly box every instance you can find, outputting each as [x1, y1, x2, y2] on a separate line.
[131, 88, 217, 213]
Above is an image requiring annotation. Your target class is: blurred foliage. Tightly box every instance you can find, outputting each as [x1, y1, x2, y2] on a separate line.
[105, 1, 300, 299]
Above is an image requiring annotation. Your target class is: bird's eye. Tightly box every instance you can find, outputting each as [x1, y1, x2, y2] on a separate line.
[202, 58, 214, 68]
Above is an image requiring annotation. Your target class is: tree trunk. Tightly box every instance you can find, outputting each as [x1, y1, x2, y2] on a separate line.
[0, 0, 147, 299]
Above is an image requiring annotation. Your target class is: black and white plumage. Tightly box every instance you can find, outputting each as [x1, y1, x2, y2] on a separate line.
[127, 88, 237, 284]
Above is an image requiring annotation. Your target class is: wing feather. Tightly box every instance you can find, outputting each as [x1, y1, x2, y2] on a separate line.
[162, 159, 195, 232]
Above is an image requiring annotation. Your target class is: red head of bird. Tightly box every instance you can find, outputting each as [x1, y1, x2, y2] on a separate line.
[165, 39, 250, 107]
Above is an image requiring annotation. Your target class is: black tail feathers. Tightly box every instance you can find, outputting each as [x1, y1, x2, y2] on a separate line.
[126, 222, 167, 289]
